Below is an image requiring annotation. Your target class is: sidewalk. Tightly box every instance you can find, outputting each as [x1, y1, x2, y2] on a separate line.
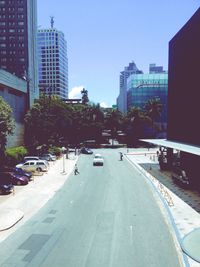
[0, 154, 78, 242]
[125, 149, 200, 267]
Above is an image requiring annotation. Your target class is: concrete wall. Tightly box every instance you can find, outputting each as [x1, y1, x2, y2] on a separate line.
[0, 69, 27, 147]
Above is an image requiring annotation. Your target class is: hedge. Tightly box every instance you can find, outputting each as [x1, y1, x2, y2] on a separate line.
[5, 146, 28, 166]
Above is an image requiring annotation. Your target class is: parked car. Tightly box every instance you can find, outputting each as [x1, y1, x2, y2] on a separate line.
[13, 167, 33, 181]
[93, 154, 104, 166]
[24, 156, 40, 162]
[0, 176, 14, 194]
[81, 147, 93, 154]
[0, 172, 28, 186]
[40, 153, 56, 161]
[171, 166, 190, 187]
[16, 160, 49, 172]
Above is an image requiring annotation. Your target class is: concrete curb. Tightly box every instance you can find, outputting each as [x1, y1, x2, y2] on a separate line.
[0, 209, 24, 231]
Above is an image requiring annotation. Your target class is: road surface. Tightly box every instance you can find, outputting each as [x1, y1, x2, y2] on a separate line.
[0, 149, 184, 267]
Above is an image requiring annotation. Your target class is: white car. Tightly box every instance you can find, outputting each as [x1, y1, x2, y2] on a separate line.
[40, 153, 56, 161]
[93, 154, 104, 166]
[16, 160, 49, 172]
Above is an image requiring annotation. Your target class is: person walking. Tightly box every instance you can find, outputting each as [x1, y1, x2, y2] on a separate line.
[74, 164, 80, 175]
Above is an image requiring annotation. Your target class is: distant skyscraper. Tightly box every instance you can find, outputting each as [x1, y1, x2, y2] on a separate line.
[149, 63, 166, 74]
[117, 61, 143, 113]
[0, 0, 39, 106]
[37, 21, 68, 99]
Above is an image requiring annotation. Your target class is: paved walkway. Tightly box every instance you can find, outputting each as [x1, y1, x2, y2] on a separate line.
[125, 148, 200, 267]
[0, 153, 78, 242]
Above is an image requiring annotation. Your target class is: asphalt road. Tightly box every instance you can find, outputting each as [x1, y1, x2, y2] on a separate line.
[0, 149, 184, 267]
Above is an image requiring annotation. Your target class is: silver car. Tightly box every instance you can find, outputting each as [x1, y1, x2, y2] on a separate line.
[16, 160, 49, 172]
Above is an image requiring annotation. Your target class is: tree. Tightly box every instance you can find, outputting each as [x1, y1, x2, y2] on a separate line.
[0, 96, 15, 166]
[104, 109, 123, 146]
[81, 88, 89, 105]
[125, 106, 150, 147]
[24, 95, 73, 152]
[144, 97, 163, 136]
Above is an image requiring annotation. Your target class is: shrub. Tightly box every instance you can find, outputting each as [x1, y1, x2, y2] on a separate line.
[5, 146, 28, 166]
[48, 146, 61, 157]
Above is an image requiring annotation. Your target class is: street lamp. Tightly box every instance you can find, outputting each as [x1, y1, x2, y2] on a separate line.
[23, 70, 31, 111]
[61, 146, 66, 174]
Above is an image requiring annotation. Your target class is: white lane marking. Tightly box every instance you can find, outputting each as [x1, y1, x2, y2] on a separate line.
[130, 225, 133, 245]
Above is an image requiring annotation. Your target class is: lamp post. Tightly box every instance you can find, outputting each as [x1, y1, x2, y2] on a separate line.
[61, 146, 66, 174]
[23, 71, 31, 111]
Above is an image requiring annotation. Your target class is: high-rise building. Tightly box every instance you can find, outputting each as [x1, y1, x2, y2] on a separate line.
[37, 20, 68, 99]
[127, 72, 168, 138]
[149, 63, 166, 74]
[117, 61, 142, 114]
[0, 0, 39, 106]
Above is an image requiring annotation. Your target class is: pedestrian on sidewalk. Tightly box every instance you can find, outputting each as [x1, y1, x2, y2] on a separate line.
[74, 164, 80, 175]
[120, 152, 123, 161]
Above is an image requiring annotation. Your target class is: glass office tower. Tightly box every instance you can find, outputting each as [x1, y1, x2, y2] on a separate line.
[117, 61, 143, 114]
[0, 0, 39, 105]
[127, 73, 168, 137]
[37, 28, 68, 99]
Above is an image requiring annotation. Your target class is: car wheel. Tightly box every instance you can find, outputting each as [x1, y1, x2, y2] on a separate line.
[0, 189, 3, 194]
[17, 181, 21, 186]
[36, 167, 42, 172]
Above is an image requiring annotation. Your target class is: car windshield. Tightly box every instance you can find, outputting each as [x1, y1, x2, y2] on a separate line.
[95, 155, 102, 159]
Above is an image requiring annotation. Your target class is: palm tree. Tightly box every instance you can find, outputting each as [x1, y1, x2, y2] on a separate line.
[125, 106, 150, 147]
[104, 109, 123, 146]
[144, 97, 163, 135]
[144, 97, 163, 123]
[81, 88, 89, 105]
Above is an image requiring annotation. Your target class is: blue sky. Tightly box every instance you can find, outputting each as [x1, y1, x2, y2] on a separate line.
[37, 1, 200, 107]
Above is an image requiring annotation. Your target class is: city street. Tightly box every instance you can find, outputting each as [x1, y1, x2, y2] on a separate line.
[0, 149, 184, 267]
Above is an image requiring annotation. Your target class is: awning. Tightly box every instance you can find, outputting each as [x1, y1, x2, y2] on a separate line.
[141, 139, 200, 156]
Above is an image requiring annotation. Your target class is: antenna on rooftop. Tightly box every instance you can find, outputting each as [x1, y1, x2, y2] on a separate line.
[50, 16, 54, 28]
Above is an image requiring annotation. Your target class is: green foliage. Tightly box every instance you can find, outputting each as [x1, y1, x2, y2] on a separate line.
[24, 95, 73, 152]
[144, 97, 163, 123]
[24, 95, 105, 151]
[125, 98, 164, 146]
[0, 96, 15, 166]
[5, 146, 28, 166]
[81, 88, 89, 105]
[48, 146, 61, 157]
[104, 109, 123, 146]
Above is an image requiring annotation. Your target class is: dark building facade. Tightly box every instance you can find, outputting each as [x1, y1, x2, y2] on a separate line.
[0, 0, 38, 105]
[0, 0, 28, 77]
[168, 8, 200, 185]
[168, 8, 200, 147]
